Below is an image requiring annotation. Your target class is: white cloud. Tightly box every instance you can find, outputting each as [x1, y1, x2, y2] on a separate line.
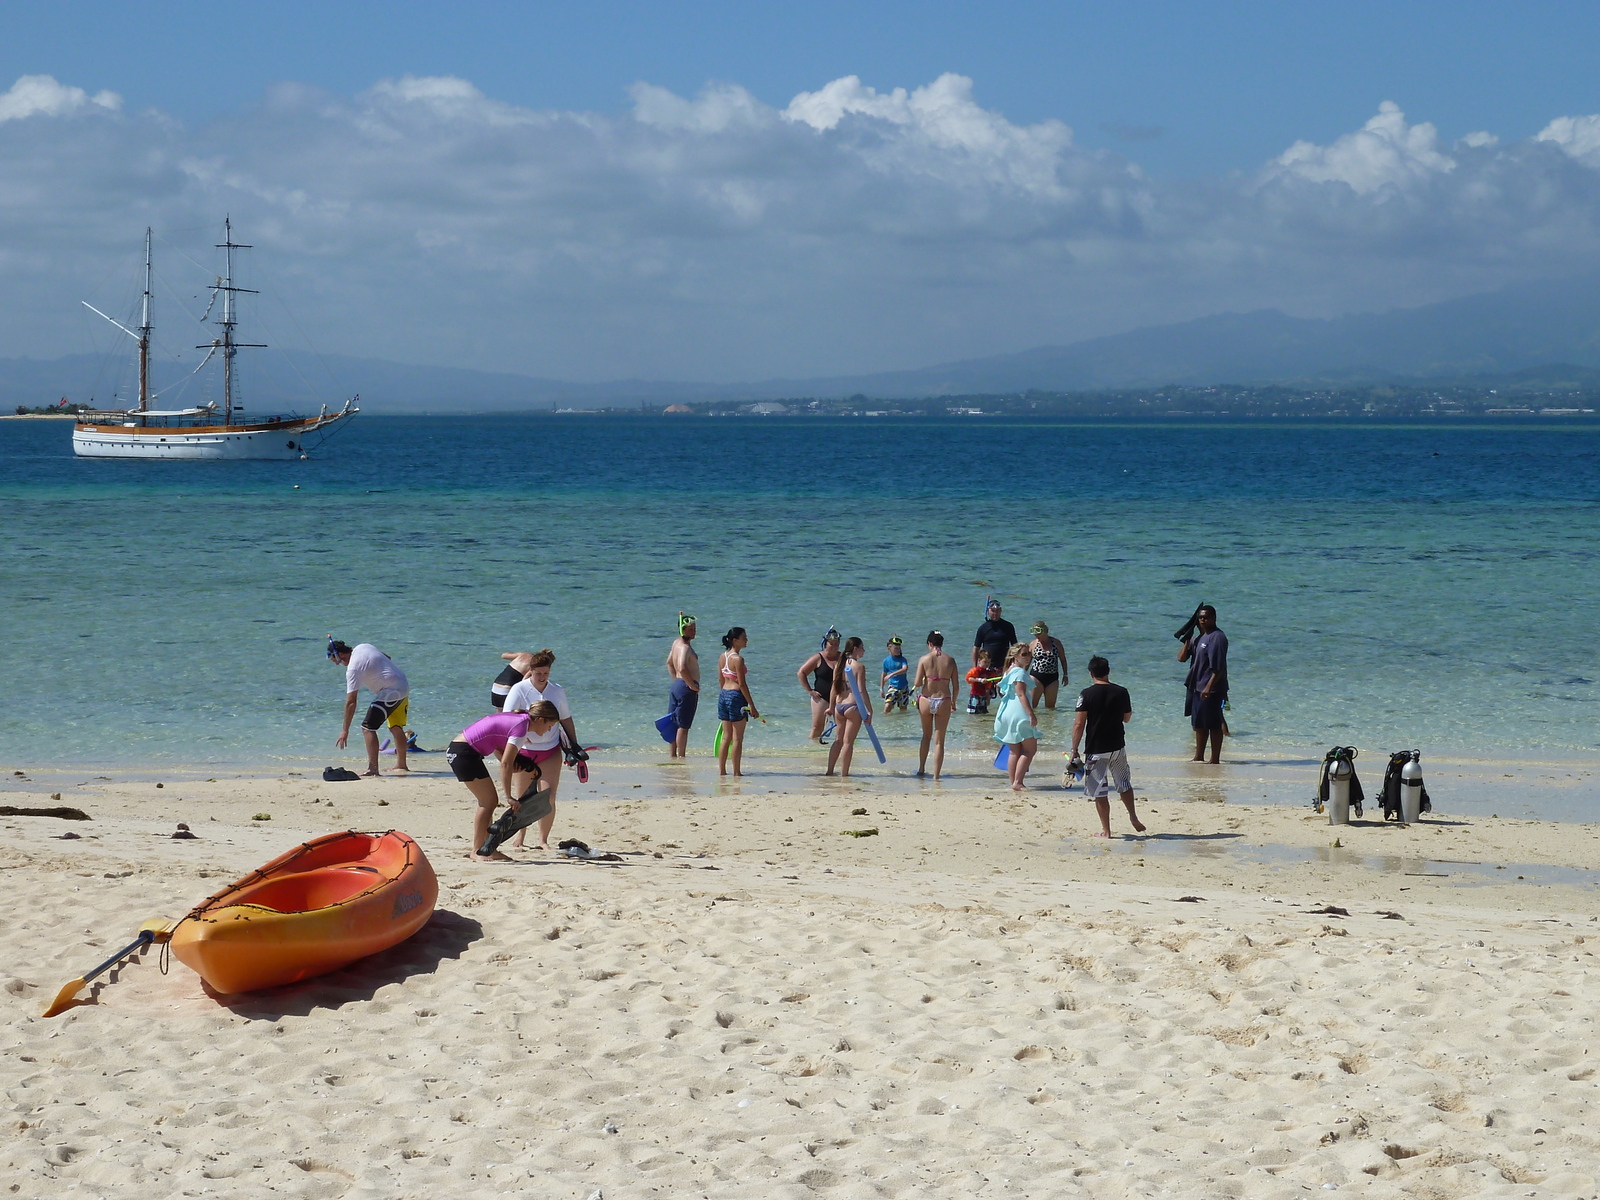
[1537, 114, 1600, 165]
[7, 73, 1600, 382]
[1267, 101, 1455, 194]
[784, 73, 1076, 195]
[0, 74, 120, 122]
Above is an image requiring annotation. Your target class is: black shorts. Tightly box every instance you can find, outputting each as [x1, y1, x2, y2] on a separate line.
[446, 740, 490, 783]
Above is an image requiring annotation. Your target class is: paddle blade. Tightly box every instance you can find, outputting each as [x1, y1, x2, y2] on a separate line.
[42, 977, 87, 1019]
[41, 921, 171, 1018]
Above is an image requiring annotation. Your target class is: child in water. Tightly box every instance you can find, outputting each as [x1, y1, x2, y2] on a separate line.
[881, 636, 911, 714]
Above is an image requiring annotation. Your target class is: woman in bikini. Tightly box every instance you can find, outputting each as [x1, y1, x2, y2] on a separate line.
[913, 630, 959, 780]
[1027, 621, 1069, 709]
[796, 628, 842, 742]
[824, 636, 869, 777]
[716, 627, 759, 777]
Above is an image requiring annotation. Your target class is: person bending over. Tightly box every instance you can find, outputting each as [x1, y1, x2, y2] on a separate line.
[445, 701, 560, 863]
[329, 638, 409, 776]
[490, 651, 533, 709]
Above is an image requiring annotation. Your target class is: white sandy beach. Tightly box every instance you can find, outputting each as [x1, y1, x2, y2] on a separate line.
[3, 755, 1599, 1198]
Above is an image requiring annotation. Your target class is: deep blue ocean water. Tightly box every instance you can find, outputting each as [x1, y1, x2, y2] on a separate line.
[2, 415, 1597, 773]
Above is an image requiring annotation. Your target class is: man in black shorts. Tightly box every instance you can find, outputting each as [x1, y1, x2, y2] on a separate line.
[1069, 656, 1146, 838]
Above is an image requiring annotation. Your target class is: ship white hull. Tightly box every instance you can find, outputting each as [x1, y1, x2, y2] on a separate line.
[72, 411, 355, 460]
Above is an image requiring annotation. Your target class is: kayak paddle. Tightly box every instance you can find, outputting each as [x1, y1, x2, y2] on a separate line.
[43, 918, 175, 1018]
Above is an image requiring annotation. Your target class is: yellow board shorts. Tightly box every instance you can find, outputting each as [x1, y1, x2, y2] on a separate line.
[362, 696, 408, 731]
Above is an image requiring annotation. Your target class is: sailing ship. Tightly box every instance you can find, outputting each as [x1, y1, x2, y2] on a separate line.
[72, 219, 357, 460]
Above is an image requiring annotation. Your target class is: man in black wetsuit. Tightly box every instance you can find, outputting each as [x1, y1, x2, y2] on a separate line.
[972, 600, 1019, 671]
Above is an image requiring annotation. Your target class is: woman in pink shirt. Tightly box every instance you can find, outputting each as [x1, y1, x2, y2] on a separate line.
[446, 701, 560, 862]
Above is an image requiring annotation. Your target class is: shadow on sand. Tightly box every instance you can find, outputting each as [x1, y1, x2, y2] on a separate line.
[209, 908, 484, 1020]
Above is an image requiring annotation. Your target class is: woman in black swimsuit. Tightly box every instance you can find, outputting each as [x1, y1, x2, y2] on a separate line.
[796, 627, 842, 742]
[1027, 621, 1069, 709]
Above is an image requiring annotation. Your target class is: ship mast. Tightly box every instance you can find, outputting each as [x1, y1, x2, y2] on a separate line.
[137, 227, 152, 421]
[200, 217, 265, 425]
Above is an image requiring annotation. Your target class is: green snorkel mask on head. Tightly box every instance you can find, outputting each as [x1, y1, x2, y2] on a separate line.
[678, 612, 697, 636]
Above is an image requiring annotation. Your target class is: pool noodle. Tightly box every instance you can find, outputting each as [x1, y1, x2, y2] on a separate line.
[846, 665, 888, 764]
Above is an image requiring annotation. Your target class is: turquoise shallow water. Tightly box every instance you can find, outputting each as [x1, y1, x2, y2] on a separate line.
[2, 416, 1597, 796]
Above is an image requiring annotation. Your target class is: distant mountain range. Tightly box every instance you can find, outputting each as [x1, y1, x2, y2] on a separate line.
[9, 273, 1600, 412]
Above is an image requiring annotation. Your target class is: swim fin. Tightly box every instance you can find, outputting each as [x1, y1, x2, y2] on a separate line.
[478, 785, 553, 857]
[655, 714, 677, 743]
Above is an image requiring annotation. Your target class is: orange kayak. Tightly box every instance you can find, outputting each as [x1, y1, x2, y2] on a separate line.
[168, 830, 437, 995]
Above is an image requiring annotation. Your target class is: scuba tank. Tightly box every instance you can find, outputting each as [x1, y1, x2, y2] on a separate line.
[1314, 746, 1362, 823]
[1378, 749, 1432, 821]
[1400, 753, 1425, 823]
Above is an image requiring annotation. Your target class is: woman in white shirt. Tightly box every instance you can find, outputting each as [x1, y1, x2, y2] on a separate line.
[502, 648, 579, 851]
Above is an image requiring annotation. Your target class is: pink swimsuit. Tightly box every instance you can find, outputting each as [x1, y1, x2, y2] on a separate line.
[461, 712, 533, 756]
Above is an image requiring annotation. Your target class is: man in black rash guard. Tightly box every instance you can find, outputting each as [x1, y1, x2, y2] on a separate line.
[972, 600, 1019, 672]
[491, 651, 533, 710]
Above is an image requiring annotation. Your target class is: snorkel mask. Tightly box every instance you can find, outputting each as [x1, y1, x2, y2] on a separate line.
[678, 612, 697, 636]
[821, 625, 841, 650]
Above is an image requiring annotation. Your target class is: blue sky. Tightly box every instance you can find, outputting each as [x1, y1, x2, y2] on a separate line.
[6, 1, 1600, 380]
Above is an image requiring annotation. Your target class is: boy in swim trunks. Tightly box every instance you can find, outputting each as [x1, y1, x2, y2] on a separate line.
[880, 636, 910, 714]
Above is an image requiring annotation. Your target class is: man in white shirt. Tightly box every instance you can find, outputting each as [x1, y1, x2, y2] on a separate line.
[329, 638, 410, 776]
[502, 648, 579, 849]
